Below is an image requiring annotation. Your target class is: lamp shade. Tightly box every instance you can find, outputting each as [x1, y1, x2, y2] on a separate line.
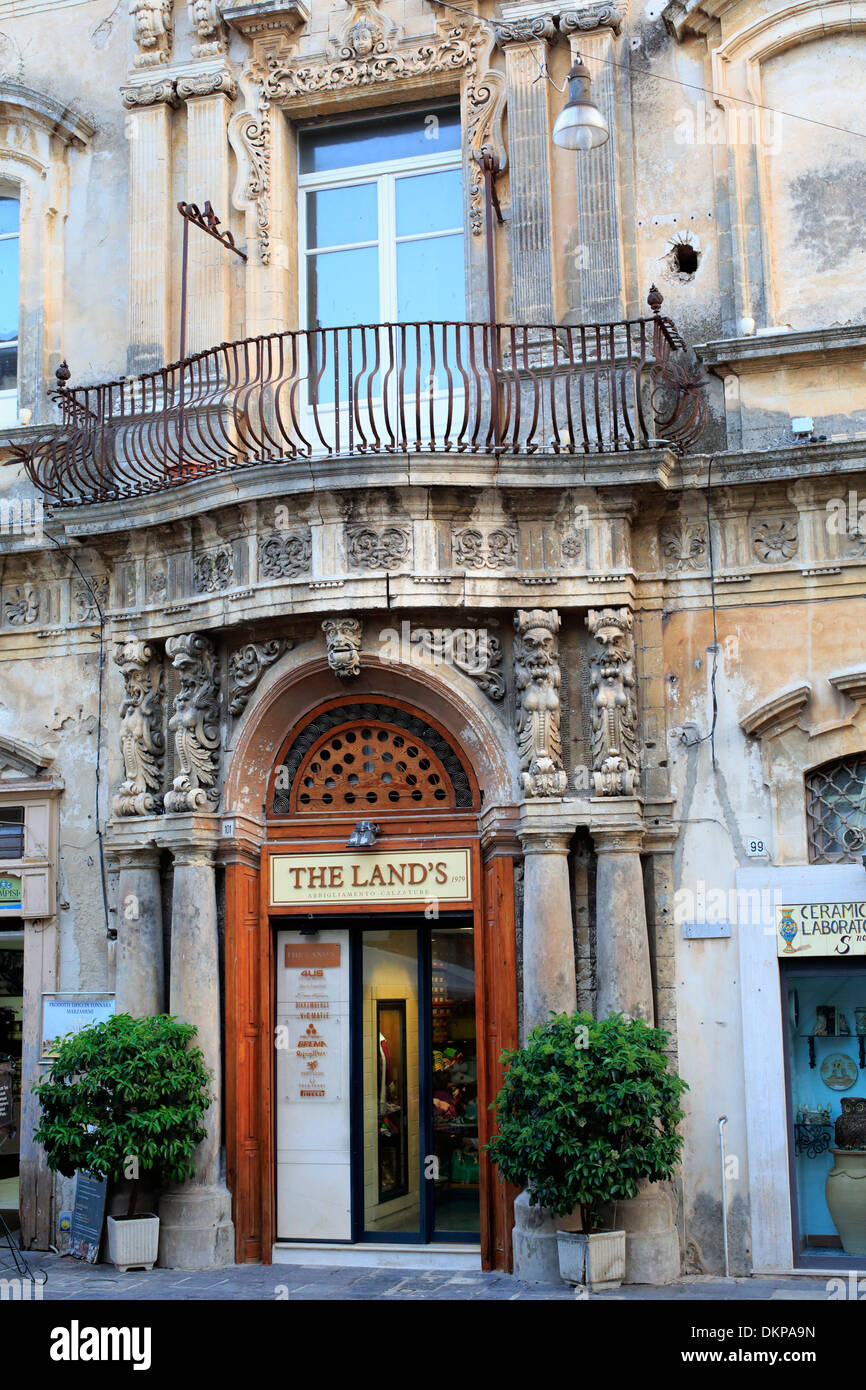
[552, 58, 610, 151]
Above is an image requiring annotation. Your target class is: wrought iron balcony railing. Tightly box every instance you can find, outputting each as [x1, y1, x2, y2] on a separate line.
[22, 310, 707, 507]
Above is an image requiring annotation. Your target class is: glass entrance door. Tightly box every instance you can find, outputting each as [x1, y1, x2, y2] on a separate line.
[276, 915, 479, 1245]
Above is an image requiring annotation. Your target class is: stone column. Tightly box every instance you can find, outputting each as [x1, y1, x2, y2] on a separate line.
[115, 847, 165, 1017]
[560, 13, 626, 322]
[122, 84, 177, 373]
[158, 827, 234, 1269]
[519, 825, 576, 1034]
[177, 73, 237, 354]
[494, 17, 558, 322]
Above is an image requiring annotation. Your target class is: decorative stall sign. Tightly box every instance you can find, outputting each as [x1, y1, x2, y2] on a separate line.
[283, 942, 342, 1102]
[777, 902, 866, 957]
[271, 848, 471, 908]
[42, 997, 116, 1058]
[0, 873, 22, 911]
[69, 1171, 108, 1263]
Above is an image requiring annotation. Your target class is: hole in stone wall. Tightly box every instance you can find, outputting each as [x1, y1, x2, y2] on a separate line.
[664, 238, 701, 281]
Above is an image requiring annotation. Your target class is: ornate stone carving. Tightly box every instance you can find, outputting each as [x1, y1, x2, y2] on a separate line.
[228, 638, 290, 716]
[193, 547, 234, 593]
[493, 15, 557, 46]
[188, 0, 224, 58]
[660, 515, 708, 572]
[176, 69, 237, 100]
[164, 633, 221, 812]
[231, 14, 481, 261]
[752, 517, 798, 563]
[121, 79, 179, 106]
[74, 575, 110, 622]
[258, 528, 312, 579]
[514, 609, 567, 798]
[113, 639, 165, 816]
[412, 627, 505, 701]
[453, 527, 518, 570]
[465, 62, 506, 236]
[586, 607, 639, 797]
[347, 525, 410, 570]
[130, 0, 174, 68]
[5, 586, 39, 625]
[559, 5, 624, 37]
[323, 617, 362, 680]
[560, 526, 584, 563]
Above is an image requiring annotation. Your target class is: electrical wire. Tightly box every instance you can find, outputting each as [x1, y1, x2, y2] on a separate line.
[429, 0, 866, 144]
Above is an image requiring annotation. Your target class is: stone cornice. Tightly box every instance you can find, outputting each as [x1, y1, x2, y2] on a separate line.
[696, 324, 866, 375]
[0, 732, 53, 779]
[661, 0, 738, 41]
[829, 668, 866, 706]
[740, 683, 811, 740]
[223, 0, 309, 40]
[0, 81, 94, 145]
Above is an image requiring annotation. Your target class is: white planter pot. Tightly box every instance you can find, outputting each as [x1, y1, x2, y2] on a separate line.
[557, 1229, 626, 1290]
[825, 1149, 866, 1255]
[107, 1214, 160, 1272]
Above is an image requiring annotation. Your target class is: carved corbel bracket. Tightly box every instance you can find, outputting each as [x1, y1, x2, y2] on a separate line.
[586, 606, 639, 797]
[113, 638, 166, 817]
[514, 608, 568, 798]
[164, 632, 222, 813]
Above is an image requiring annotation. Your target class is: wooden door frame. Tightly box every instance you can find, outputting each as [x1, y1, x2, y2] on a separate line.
[225, 827, 517, 1268]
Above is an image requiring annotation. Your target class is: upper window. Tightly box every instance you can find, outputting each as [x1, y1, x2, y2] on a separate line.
[806, 756, 866, 863]
[0, 192, 19, 412]
[0, 806, 25, 860]
[298, 106, 465, 331]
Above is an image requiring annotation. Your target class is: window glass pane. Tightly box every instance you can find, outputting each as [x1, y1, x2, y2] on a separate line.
[0, 345, 17, 392]
[307, 245, 380, 330]
[0, 238, 19, 342]
[0, 197, 19, 235]
[397, 234, 464, 322]
[396, 169, 462, 238]
[0, 806, 24, 859]
[306, 183, 377, 250]
[300, 107, 461, 174]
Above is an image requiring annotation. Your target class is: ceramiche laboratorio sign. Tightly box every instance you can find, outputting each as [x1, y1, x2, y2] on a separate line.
[776, 902, 866, 957]
[270, 848, 472, 908]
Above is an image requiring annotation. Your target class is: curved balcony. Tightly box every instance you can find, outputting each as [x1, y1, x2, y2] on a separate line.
[22, 314, 707, 507]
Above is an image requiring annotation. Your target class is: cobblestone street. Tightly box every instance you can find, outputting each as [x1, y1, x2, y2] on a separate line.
[4, 1252, 839, 1302]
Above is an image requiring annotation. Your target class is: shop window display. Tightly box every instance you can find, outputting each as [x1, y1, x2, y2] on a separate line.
[784, 964, 866, 1261]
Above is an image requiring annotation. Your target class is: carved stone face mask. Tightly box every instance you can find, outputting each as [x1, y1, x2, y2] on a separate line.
[522, 629, 555, 677]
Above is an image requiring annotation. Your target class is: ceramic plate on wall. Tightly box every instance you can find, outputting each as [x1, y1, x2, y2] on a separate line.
[820, 1053, 859, 1091]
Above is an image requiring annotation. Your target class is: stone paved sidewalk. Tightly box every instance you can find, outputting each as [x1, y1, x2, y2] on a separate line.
[1, 1251, 838, 1301]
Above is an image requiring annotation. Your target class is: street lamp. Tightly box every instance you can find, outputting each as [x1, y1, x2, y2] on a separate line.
[552, 56, 610, 151]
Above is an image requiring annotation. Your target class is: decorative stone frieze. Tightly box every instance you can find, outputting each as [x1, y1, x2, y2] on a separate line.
[258, 528, 312, 579]
[228, 638, 290, 716]
[660, 514, 708, 572]
[514, 609, 567, 799]
[113, 638, 166, 816]
[586, 607, 639, 797]
[164, 633, 221, 812]
[752, 517, 798, 563]
[193, 547, 234, 593]
[5, 586, 39, 625]
[130, 0, 174, 68]
[453, 527, 518, 571]
[188, 0, 225, 58]
[73, 576, 110, 623]
[346, 525, 410, 570]
[323, 617, 362, 681]
[412, 627, 505, 701]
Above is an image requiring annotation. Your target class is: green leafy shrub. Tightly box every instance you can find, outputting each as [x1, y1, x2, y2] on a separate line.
[33, 1013, 211, 1216]
[486, 1011, 688, 1231]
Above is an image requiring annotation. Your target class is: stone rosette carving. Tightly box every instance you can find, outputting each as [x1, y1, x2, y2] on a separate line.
[193, 547, 234, 593]
[113, 638, 166, 816]
[514, 609, 567, 798]
[130, 0, 174, 68]
[259, 528, 312, 579]
[164, 632, 221, 812]
[752, 517, 798, 563]
[586, 607, 639, 797]
[229, 638, 290, 716]
[323, 617, 363, 681]
[188, 0, 224, 57]
[660, 515, 708, 572]
[454, 527, 518, 571]
[347, 525, 410, 570]
[5, 586, 39, 625]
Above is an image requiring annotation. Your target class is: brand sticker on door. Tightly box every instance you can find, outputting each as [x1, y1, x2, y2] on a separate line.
[270, 848, 471, 907]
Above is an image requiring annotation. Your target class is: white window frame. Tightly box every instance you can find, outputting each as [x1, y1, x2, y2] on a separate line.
[298, 144, 465, 330]
[0, 188, 20, 427]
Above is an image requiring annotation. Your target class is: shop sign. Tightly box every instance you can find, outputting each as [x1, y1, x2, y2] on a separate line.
[70, 1171, 108, 1263]
[271, 848, 471, 908]
[0, 873, 22, 910]
[283, 941, 342, 1102]
[776, 902, 866, 957]
[42, 998, 116, 1058]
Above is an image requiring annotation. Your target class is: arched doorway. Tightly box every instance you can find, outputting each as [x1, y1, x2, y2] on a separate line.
[222, 676, 519, 1270]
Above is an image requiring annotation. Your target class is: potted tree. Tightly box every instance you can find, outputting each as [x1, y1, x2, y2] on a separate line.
[487, 1010, 687, 1290]
[33, 1013, 211, 1271]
